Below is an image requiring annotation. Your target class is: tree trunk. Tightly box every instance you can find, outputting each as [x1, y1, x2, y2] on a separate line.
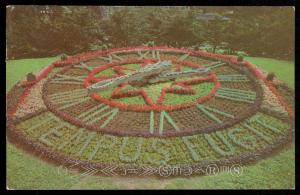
[213, 45, 217, 53]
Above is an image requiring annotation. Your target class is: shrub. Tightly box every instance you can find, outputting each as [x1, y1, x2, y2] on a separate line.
[26, 73, 36, 82]
[236, 51, 248, 57]
[61, 54, 68, 61]
[266, 72, 276, 81]
[237, 55, 244, 62]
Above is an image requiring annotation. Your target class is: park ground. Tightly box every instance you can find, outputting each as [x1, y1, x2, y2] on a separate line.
[6, 56, 295, 189]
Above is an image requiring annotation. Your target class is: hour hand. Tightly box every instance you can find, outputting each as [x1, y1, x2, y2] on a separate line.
[147, 67, 209, 84]
[87, 61, 209, 92]
[87, 61, 173, 92]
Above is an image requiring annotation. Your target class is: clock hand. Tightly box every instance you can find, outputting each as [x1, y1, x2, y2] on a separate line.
[87, 61, 210, 92]
[87, 61, 173, 92]
[147, 68, 209, 84]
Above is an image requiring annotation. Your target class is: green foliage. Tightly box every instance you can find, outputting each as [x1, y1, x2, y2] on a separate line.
[245, 57, 294, 89]
[7, 6, 105, 58]
[119, 137, 143, 163]
[146, 139, 172, 165]
[7, 142, 294, 189]
[266, 72, 276, 81]
[143, 82, 172, 103]
[16, 109, 290, 166]
[61, 54, 68, 61]
[236, 51, 248, 57]
[6, 56, 59, 92]
[6, 6, 294, 60]
[26, 73, 37, 82]
[227, 128, 257, 150]
[226, 7, 294, 60]
[117, 96, 146, 105]
[182, 136, 202, 161]
[237, 55, 244, 62]
[204, 131, 235, 156]
[164, 82, 214, 105]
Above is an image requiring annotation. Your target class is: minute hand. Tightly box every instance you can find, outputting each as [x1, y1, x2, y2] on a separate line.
[87, 61, 173, 92]
[148, 68, 209, 84]
[87, 74, 131, 92]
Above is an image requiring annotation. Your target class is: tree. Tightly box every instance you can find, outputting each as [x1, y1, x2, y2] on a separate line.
[6, 6, 105, 58]
[161, 12, 201, 47]
[6, 6, 294, 60]
[202, 17, 229, 53]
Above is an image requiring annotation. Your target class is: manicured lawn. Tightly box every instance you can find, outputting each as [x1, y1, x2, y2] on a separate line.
[6, 56, 59, 93]
[6, 56, 294, 189]
[245, 57, 294, 89]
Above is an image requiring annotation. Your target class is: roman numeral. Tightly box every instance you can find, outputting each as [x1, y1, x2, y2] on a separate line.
[138, 50, 151, 59]
[111, 53, 123, 61]
[149, 111, 155, 134]
[50, 74, 85, 85]
[178, 53, 190, 61]
[99, 108, 119, 128]
[149, 111, 180, 135]
[73, 62, 93, 72]
[100, 54, 123, 63]
[217, 74, 249, 82]
[77, 104, 119, 127]
[158, 111, 180, 135]
[205, 61, 227, 70]
[48, 88, 87, 99]
[196, 104, 234, 123]
[100, 55, 112, 62]
[215, 87, 256, 103]
[151, 50, 160, 60]
[48, 88, 90, 110]
[77, 104, 106, 122]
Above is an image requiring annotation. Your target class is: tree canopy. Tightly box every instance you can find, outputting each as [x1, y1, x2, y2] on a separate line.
[6, 6, 294, 60]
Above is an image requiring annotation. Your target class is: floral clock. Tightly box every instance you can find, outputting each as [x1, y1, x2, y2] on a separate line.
[6, 46, 294, 177]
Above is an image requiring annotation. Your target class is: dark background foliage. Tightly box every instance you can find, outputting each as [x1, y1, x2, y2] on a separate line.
[6, 6, 294, 61]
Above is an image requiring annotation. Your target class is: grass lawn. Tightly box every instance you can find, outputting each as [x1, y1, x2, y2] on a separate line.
[6, 56, 59, 93]
[6, 56, 295, 189]
[245, 57, 294, 89]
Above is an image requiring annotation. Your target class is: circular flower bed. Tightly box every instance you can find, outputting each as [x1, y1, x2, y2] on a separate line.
[6, 45, 294, 177]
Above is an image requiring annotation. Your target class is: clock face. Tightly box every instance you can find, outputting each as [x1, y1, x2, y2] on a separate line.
[7, 46, 294, 177]
[43, 48, 263, 137]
